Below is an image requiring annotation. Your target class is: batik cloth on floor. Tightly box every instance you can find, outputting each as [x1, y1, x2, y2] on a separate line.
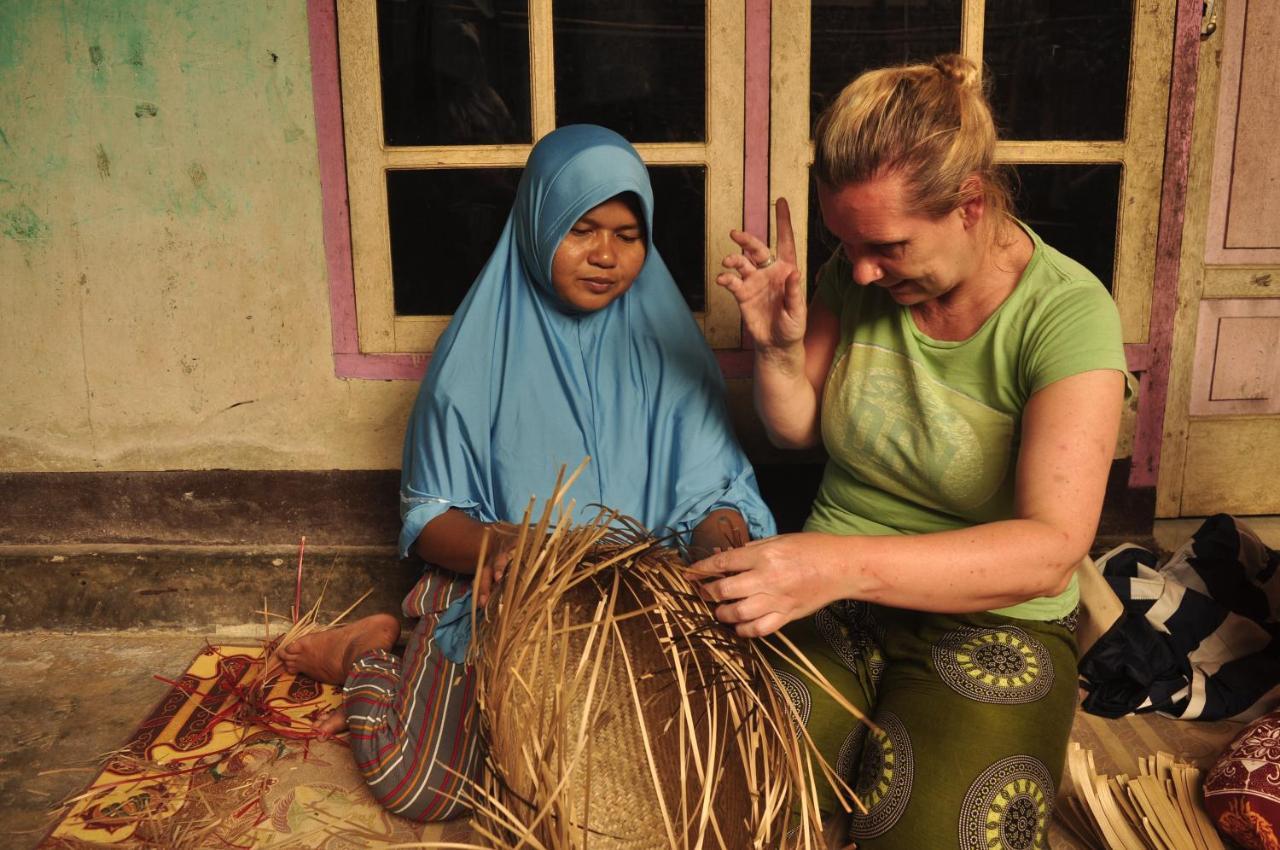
[39, 644, 474, 849]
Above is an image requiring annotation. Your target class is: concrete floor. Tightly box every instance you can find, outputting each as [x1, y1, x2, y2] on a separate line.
[0, 631, 211, 848]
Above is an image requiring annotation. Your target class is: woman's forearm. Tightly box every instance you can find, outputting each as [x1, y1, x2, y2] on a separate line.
[689, 508, 750, 557]
[753, 344, 821, 449]
[412, 508, 493, 574]
[692, 518, 1090, 638]
[815, 518, 1087, 613]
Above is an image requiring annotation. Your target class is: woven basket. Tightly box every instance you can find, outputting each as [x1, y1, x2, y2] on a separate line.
[465, 469, 860, 850]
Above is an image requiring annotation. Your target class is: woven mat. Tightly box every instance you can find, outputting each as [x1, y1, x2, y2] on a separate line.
[38, 644, 475, 849]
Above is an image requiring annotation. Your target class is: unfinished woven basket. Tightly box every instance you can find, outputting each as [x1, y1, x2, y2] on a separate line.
[463, 465, 861, 850]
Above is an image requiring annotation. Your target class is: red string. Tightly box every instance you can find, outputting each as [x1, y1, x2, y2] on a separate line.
[293, 535, 307, 623]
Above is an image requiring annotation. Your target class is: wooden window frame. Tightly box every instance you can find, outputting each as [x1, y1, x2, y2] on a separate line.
[328, 0, 745, 363]
[768, 0, 1176, 350]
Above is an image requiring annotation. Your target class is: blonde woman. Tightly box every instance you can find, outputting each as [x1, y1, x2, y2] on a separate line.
[692, 56, 1127, 848]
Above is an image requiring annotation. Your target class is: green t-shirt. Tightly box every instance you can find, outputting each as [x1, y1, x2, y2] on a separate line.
[806, 223, 1128, 620]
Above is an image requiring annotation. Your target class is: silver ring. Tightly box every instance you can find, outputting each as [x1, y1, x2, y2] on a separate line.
[757, 255, 777, 269]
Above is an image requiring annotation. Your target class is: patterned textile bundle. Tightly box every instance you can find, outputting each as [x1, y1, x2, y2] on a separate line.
[1203, 707, 1280, 849]
[1079, 514, 1280, 721]
[463, 467, 859, 849]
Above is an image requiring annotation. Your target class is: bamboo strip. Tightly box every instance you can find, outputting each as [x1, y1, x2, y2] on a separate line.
[1060, 744, 1226, 850]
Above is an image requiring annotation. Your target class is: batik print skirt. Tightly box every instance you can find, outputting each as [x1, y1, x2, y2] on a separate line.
[778, 601, 1079, 849]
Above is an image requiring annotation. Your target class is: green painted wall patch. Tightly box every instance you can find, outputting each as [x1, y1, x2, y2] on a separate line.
[2, 203, 49, 241]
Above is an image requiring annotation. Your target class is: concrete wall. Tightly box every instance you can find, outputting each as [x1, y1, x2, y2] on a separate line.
[0, 1, 416, 473]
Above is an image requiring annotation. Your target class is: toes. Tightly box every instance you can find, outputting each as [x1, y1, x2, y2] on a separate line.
[314, 709, 347, 740]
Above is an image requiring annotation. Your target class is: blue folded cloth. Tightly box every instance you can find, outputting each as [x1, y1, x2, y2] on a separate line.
[433, 590, 482, 664]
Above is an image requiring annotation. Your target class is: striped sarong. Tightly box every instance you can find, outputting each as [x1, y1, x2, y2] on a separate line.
[344, 569, 479, 822]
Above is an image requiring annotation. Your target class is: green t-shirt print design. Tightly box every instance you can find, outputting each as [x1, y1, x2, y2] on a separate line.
[824, 343, 1015, 516]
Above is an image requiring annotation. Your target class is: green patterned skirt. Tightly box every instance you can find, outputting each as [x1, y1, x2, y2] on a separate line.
[777, 602, 1078, 849]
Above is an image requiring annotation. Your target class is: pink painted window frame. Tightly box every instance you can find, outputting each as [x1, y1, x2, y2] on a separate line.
[1125, 0, 1203, 488]
[307, 0, 769, 381]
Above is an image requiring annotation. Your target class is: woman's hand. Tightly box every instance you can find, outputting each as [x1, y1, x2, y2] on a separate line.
[687, 532, 842, 637]
[475, 547, 513, 608]
[717, 198, 806, 352]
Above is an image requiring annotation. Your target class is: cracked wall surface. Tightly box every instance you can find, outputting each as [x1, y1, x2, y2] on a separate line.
[0, 1, 418, 472]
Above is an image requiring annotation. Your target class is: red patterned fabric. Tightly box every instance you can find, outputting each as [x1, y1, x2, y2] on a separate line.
[1205, 708, 1280, 850]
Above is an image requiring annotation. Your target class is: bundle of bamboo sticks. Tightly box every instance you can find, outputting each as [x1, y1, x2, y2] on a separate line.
[462, 462, 864, 850]
[1057, 743, 1227, 850]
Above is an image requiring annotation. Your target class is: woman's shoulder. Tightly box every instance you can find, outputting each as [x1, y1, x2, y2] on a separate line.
[1017, 225, 1109, 293]
[1011, 225, 1119, 322]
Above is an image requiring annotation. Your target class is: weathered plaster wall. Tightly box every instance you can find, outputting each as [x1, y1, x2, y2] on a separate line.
[0, 1, 416, 471]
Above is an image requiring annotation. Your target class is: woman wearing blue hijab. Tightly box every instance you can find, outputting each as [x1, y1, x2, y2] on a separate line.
[282, 125, 775, 821]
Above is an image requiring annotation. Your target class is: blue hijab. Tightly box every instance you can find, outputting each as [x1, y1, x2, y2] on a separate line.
[398, 125, 775, 558]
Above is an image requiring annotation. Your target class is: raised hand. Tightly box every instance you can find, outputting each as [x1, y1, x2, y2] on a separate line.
[716, 198, 806, 352]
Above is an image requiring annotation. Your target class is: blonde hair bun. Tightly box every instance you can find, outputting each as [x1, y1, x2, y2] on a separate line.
[932, 53, 981, 90]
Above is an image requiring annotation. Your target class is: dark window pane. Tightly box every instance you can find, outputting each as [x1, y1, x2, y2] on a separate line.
[388, 168, 521, 316]
[649, 165, 706, 311]
[810, 0, 962, 134]
[985, 0, 1131, 140]
[807, 170, 839, 287]
[377, 0, 531, 146]
[805, 164, 1121, 293]
[389, 167, 705, 316]
[1012, 164, 1121, 290]
[553, 0, 705, 143]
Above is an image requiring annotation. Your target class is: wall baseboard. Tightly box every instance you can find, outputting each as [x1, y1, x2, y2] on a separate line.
[0, 461, 1155, 549]
[0, 470, 400, 548]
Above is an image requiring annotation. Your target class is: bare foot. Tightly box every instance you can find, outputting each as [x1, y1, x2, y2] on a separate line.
[278, 613, 400, 685]
[314, 706, 348, 739]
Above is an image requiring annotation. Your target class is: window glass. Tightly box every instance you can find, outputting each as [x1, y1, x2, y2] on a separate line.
[810, 0, 962, 133]
[984, 0, 1132, 141]
[377, 0, 531, 146]
[1012, 163, 1122, 289]
[388, 168, 522, 316]
[553, 0, 706, 142]
[648, 165, 707, 311]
